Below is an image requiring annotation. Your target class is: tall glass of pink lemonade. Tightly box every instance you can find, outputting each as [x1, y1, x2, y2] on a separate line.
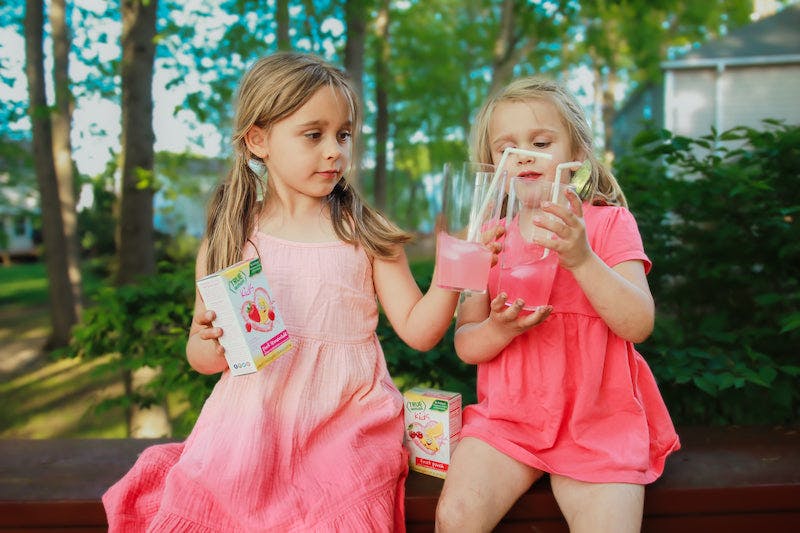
[434, 162, 502, 293]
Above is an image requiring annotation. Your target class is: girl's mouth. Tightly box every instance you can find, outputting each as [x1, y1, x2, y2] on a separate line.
[516, 170, 542, 179]
[318, 170, 339, 180]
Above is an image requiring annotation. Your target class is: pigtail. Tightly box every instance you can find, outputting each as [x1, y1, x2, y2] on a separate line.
[204, 151, 262, 273]
[328, 179, 412, 259]
[578, 155, 628, 208]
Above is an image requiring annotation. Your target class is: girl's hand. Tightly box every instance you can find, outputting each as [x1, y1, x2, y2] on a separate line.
[536, 188, 592, 270]
[489, 292, 552, 335]
[191, 310, 225, 356]
[481, 224, 505, 266]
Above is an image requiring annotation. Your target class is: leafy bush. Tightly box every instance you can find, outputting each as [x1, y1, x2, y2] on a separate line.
[617, 120, 800, 425]
[64, 260, 217, 436]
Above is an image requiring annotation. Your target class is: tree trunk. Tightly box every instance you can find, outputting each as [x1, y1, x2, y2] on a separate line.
[49, 0, 83, 316]
[489, 0, 537, 96]
[373, 0, 390, 211]
[118, 0, 157, 285]
[119, 0, 169, 438]
[601, 70, 618, 163]
[276, 0, 290, 50]
[344, 0, 367, 188]
[24, 0, 78, 349]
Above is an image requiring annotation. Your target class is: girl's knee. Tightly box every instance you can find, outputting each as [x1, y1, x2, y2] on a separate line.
[434, 490, 470, 532]
[551, 476, 644, 533]
[436, 493, 464, 533]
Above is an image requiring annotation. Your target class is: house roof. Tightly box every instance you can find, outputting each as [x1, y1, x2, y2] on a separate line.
[682, 3, 800, 60]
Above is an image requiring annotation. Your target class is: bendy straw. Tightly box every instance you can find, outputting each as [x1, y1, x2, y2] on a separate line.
[539, 160, 584, 258]
[468, 147, 553, 242]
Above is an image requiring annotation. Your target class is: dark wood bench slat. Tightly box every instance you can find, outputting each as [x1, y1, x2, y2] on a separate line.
[0, 426, 798, 531]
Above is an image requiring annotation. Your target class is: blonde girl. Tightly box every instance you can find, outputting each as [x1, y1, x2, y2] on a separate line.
[435, 77, 680, 533]
[104, 51, 461, 532]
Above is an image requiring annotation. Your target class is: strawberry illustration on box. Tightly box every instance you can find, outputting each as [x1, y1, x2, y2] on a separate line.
[197, 258, 292, 376]
[242, 288, 277, 333]
[403, 387, 462, 479]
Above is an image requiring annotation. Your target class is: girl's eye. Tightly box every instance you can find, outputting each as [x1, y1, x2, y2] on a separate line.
[305, 132, 322, 140]
[495, 143, 515, 154]
[338, 131, 352, 142]
[532, 141, 552, 149]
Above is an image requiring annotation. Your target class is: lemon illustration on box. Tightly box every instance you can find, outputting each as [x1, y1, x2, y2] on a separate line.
[403, 387, 462, 478]
[196, 258, 292, 376]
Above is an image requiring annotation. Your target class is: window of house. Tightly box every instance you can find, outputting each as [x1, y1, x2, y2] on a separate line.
[14, 215, 27, 236]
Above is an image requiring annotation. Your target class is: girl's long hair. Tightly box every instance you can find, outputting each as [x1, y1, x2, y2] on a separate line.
[470, 77, 627, 208]
[204, 52, 410, 273]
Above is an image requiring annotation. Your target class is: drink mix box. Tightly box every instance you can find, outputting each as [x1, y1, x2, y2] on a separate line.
[196, 257, 292, 376]
[403, 387, 462, 478]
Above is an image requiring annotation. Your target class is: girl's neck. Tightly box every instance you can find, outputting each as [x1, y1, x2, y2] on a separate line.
[257, 198, 338, 243]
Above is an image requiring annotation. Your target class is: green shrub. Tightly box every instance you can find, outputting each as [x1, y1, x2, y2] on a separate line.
[617, 120, 800, 425]
[64, 260, 217, 436]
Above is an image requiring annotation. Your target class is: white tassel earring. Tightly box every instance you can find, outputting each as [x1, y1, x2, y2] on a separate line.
[247, 158, 267, 177]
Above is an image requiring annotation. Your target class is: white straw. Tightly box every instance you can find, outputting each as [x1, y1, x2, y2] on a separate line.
[469, 147, 552, 241]
[541, 160, 584, 258]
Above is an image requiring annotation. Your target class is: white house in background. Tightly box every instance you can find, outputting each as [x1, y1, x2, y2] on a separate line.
[612, 3, 800, 154]
[0, 184, 38, 258]
[661, 3, 800, 139]
[152, 155, 228, 238]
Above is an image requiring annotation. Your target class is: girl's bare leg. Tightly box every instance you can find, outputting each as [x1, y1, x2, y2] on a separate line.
[550, 474, 644, 533]
[435, 436, 543, 532]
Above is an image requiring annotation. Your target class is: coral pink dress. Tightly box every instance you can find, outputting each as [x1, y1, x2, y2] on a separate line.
[103, 233, 408, 532]
[463, 204, 680, 484]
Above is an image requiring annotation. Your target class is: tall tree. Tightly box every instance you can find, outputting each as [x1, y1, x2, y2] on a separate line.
[372, 0, 389, 210]
[118, 0, 169, 438]
[24, 0, 79, 348]
[276, 0, 290, 50]
[344, 0, 368, 188]
[49, 0, 83, 315]
[118, 0, 157, 285]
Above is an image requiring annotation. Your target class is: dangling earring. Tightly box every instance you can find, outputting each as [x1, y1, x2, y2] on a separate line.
[248, 158, 267, 177]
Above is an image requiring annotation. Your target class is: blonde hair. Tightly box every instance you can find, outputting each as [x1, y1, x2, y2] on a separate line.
[470, 76, 627, 208]
[204, 51, 410, 273]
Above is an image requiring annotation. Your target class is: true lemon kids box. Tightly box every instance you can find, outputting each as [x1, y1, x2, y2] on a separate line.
[403, 387, 462, 478]
[196, 257, 292, 376]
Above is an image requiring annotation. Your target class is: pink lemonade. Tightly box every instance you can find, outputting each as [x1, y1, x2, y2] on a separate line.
[435, 232, 492, 293]
[495, 251, 558, 311]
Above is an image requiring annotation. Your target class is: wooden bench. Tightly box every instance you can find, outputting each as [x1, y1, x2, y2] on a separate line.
[1, 426, 798, 532]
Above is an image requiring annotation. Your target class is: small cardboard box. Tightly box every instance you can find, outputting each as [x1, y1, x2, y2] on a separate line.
[403, 387, 462, 478]
[196, 258, 292, 376]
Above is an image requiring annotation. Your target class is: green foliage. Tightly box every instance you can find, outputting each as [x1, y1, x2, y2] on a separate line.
[64, 260, 217, 436]
[616, 120, 800, 425]
[78, 172, 117, 262]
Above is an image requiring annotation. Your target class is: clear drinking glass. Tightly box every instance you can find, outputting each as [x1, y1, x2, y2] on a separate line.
[495, 177, 575, 311]
[434, 162, 502, 293]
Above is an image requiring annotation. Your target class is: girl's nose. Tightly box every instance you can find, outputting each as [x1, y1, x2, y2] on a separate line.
[324, 138, 343, 160]
[517, 152, 535, 164]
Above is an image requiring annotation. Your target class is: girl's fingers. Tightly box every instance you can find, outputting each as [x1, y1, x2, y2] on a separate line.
[520, 305, 553, 327]
[566, 187, 583, 216]
[490, 293, 509, 313]
[194, 309, 215, 326]
[199, 327, 222, 340]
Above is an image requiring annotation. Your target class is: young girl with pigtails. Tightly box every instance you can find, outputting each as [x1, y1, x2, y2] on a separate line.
[104, 51, 470, 533]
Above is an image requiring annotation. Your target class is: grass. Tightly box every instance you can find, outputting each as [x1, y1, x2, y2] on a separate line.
[0, 261, 128, 438]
